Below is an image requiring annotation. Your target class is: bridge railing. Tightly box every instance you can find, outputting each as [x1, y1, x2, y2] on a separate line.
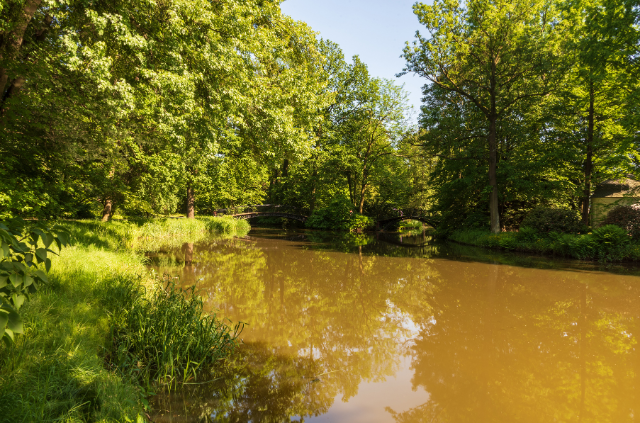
[213, 204, 306, 217]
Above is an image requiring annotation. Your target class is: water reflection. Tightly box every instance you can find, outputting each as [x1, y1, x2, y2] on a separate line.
[147, 229, 640, 423]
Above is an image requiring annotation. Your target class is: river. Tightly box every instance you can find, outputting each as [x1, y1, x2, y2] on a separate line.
[147, 228, 640, 423]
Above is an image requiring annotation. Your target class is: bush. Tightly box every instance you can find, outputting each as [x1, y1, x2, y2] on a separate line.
[515, 226, 539, 243]
[520, 207, 584, 234]
[590, 224, 630, 261]
[306, 195, 374, 232]
[600, 205, 640, 240]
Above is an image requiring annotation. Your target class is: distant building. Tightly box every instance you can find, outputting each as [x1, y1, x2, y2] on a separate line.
[591, 177, 640, 225]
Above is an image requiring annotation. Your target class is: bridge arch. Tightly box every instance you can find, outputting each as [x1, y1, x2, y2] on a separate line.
[376, 216, 439, 229]
[230, 212, 308, 223]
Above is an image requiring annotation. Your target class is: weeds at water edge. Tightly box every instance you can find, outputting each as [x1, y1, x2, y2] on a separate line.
[103, 277, 243, 390]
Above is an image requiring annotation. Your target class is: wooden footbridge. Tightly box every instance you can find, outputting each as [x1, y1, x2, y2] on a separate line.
[216, 205, 438, 229]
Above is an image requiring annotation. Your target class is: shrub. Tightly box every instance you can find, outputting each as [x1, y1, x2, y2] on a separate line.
[306, 195, 374, 232]
[520, 207, 584, 234]
[516, 226, 539, 243]
[600, 205, 640, 240]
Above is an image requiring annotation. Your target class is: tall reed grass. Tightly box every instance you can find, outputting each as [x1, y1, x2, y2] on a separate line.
[104, 279, 243, 388]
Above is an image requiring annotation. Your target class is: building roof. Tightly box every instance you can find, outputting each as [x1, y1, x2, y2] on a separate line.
[592, 177, 640, 198]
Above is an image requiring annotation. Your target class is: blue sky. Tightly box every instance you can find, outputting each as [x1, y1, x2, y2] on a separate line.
[280, 0, 427, 119]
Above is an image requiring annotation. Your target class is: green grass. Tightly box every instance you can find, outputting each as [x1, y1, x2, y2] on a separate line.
[106, 279, 243, 388]
[0, 217, 248, 423]
[397, 219, 425, 232]
[63, 216, 250, 251]
[449, 226, 640, 262]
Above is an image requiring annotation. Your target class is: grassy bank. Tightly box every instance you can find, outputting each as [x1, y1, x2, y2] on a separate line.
[0, 217, 248, 423]
[449, 227, 640, 262]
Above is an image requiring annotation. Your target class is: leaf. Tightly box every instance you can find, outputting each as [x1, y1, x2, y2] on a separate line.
[9, 273, 21, 288]
[34, 270, 49, 284]
[1, 243, 9, 258]
[6, 307, 23, 334]
[45, 258, 51, 272]
[44, 233, 54, 249]
[13, 262, 26, 273]
[3, 327, 14, 343]
[12, 293, 25, 310]
[58, 232, 70, 247]
[24, 276, 34, 288]
[0, 276, 7, 289]
[0, 299, 22, 338]
[36, 248, 47, 262]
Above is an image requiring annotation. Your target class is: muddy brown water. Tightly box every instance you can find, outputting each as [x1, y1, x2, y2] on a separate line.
[147, 228, 640, 423]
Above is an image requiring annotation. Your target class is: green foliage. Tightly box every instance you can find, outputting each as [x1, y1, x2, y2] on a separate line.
[0, 0, 331, 221]
[515, 226, 539, 243]
[0, 219, 249, 421]
[601, 205, 640, 239]
[205, 217, 251, 236]
[450, 224, 639, 262]
[0, 219, 69, 344]
[520, 207, 585, 234]
[60, 217, 249, 252]
[397, 219, 424, 232]
[0, 228, 150, 422]
[590, 224, 630, 261]
[306, 196, 375, 232]
[106, 279, 242, 386]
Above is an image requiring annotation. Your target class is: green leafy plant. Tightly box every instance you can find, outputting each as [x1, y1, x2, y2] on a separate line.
[516, 226, 539, 243]
[306, 195, 374, 232]
[0, 219, 69, 344]
[520, 207, 585, 234]
[106, 279, 243, 386]
[600, 205, 640, 240]
[591, 224, 630, 261]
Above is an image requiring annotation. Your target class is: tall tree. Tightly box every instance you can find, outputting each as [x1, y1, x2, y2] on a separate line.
[402, 0, 563, 233]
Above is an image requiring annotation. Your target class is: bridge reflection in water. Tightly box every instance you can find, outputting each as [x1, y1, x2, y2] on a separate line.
[147, 228, 640, 423]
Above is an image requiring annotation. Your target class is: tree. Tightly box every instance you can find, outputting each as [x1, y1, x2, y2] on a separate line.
[402, 0, 563, 233]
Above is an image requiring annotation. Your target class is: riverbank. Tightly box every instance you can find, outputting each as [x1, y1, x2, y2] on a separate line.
[0, 217, 248, 423]
[449, 227, 640, 262]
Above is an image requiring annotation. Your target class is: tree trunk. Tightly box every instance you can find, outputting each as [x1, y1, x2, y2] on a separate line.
[186, 183, 195, 219]
[0, 0, 42, 96]
[310, 164, 317, 214]
[101, 199, 113, 222]
[488, 117, 501, 234]
[582, 82, 595, 226]
[346, 173, 354, 206]
[358, 182, 367, 214]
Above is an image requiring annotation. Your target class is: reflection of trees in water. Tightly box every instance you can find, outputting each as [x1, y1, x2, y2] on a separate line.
[149, 236, 440, 421]
[150, 342, 332, 423]
[149, 235, 640, 423]
[390, 264, 640, 423]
